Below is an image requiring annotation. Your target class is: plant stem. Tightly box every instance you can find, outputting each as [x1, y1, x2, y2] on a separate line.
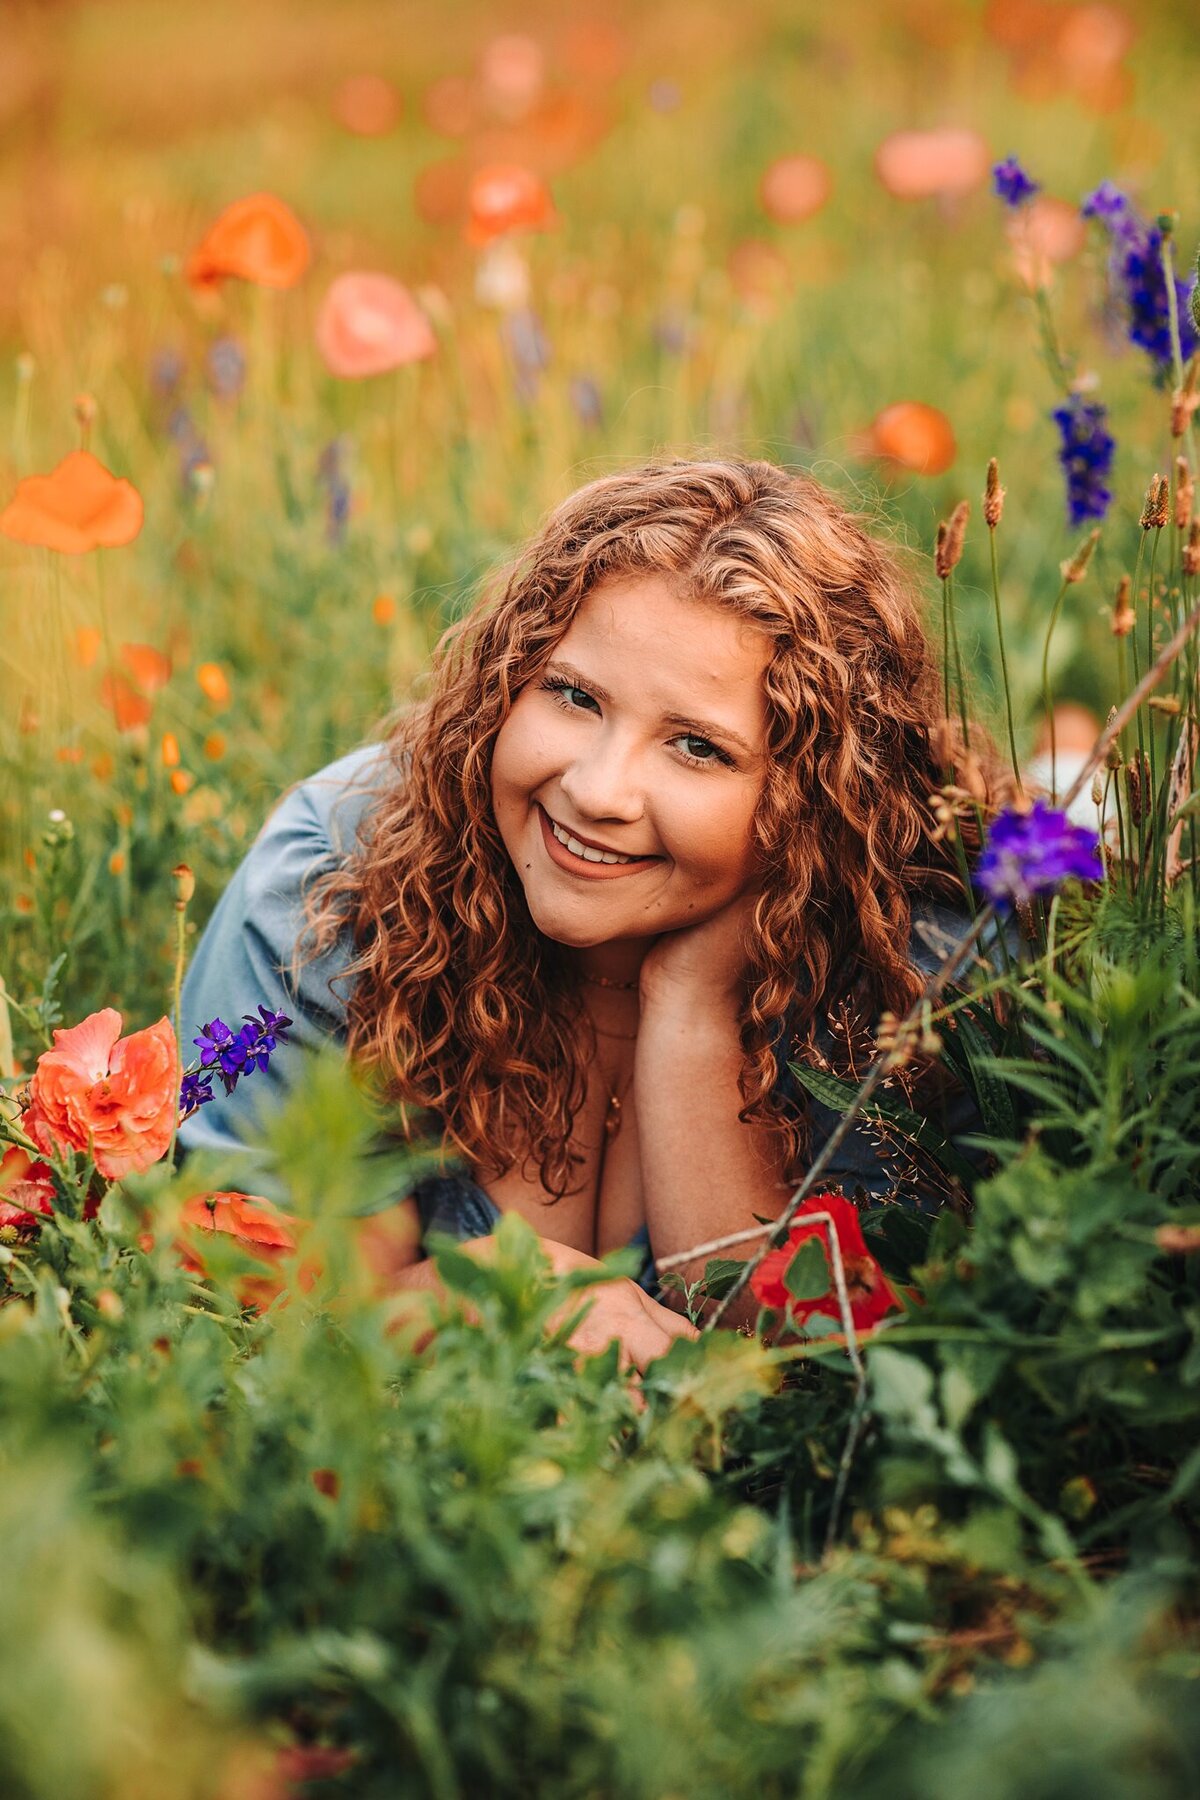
[988, 526, 1022, 787]
[1040, 574, 1071, 800]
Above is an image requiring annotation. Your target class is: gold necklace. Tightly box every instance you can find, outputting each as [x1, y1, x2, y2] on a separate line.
[579, 970, 639, 990]
[603, 1067, 636, 1139]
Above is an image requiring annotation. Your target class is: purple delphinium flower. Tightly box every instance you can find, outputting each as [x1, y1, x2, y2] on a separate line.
[975, 799, 1104, 913]
[569, 373, 603, 429]
[179, 1070, 215, 1115]
[502, 307, 551, 403]
[1082, 183, 1197, 377]
[1052, 394, 1115, 528]
[993, 155, 1040, 208]
[205, 335, 247, 400]
[150, 347, 186, 399]
[186, 1007, 293, 1102]
[317, 439, 352, 546]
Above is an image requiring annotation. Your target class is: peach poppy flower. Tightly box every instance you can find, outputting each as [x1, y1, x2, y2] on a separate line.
[25, 1009, 178, 1180]
[466, 164, 556, 245]
[98, 672, 154, 733]
[480, 34, 545, 122]
[423, 75, 477, 139]
[866, 402, 957, 476]
[331, 73, 401, 137]
[0, 451, 143, 554]
[179, 1191, 313, 1313]
[0, 1146, 56, 1233]
[186, 193, 310, 291]
[315, 273, 437, 378]
[759, 154, 833, 225]
[1006, 195, 1087, 289]
[874, 127, 990, 200]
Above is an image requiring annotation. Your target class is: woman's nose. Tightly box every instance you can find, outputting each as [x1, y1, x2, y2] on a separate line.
[558, 740, 646, 823]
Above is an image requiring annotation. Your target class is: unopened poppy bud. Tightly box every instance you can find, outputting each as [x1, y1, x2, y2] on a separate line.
[172, 862, 195, 908]
[1175, 457, 1194, 531]
[1184, 520, 1200, 577]
[983, 457, 1005, 528]
[1060, 527, 1100, 583]
[934, 500, 970, 578]
[1140, 474, 1169, 531]
[1111, 574, 1135, 637]
[73, 392, 97, 428]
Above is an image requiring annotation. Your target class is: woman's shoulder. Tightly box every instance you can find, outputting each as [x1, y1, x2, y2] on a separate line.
[265, 740, 398, 865]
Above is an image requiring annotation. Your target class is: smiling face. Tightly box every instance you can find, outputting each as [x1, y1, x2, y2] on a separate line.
[490, 573, 773, 970]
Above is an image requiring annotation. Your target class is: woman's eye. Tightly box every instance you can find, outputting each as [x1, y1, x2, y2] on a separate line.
[538, 678, 731, 768]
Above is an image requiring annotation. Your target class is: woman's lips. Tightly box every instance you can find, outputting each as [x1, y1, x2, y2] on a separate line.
[537, 804, 661, 880]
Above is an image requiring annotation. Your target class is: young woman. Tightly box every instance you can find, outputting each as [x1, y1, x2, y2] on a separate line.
[180, 457, 1001, 1358]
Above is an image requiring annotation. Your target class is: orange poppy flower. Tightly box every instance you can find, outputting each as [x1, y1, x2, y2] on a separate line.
[414, 157, 472, 227]
[196, 661, 231, 707]
[25, 1008, 178, 1180]
[759, 154, 833, 225]
[186, 193, 310, 291]
[120, 642, 172, 693]
[423, 75, 477, 139]
[331, 73, 402, 137]
[179, 1191, 315, 1313]
[0, 451, 143, 555]
[99, 673, 153, 733]
[74, 625, 102, 667]
[867, 402, 957, 475]
[874, 127, 990, 200]
[466, 164, 556, 245]
[315, 273, 437, 378]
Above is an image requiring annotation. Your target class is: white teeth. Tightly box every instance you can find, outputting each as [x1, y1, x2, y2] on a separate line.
[549, 816, 635, 864]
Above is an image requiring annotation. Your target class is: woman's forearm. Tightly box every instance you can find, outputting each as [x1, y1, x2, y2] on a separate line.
[634, 982, 792, 1326]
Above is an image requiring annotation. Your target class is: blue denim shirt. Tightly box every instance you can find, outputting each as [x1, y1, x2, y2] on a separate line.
[179, 745, 988, 1283]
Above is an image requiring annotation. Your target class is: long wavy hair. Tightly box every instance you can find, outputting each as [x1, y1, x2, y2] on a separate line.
[304, 457, 1005, 1198]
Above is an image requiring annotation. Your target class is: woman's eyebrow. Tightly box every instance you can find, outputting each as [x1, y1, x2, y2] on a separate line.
[542, 659, 756, 756]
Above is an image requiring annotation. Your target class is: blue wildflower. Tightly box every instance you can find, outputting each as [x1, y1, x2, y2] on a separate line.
[975, 799, 1104, 913]
[205, 335, 247, 400]
[317, 439, 352, 546]
[501, 308, 551, 403]
[992, 156, 1040, 208]
[1052, 394, 1115, 528]
[193, 1018, 235, 1066]
[1082, 183, 1197, 377]
[150, 347, 186, 399]
[186, 1007, 293, 1103]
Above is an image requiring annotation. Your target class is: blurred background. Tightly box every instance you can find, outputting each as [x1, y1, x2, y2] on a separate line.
[1, 0, 1196, 1016]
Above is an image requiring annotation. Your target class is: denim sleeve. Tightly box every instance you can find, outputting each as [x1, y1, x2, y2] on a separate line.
[177, 745, 388, 1161]
[770, 900, 1006, 1212]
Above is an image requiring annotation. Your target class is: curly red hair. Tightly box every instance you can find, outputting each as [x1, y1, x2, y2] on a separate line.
[305, 457, 1002, 1198]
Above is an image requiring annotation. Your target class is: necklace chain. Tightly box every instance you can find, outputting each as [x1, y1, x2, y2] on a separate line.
[579, 970, 639, 990]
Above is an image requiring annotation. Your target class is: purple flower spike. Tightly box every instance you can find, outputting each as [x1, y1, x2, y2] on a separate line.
[193, 1018, 235, 1067]
[179, 1070, 215, 1116]
[1052, 395, 1115, 528]
[976, 799, 1104, 913]
[1082, 183, 1198, 376]
[993, 156, 1040, 208]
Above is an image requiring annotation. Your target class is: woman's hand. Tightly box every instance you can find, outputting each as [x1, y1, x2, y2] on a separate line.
[638, 887, 761, 1009]
[541, 1237, 699, 1372]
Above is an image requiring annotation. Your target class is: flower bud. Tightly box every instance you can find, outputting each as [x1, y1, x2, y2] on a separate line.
[983, 457, 1005, 529]
[934, 500, 970, 578]
[172, 863, 195, 908]
[1111, 574, 1135, 637]
[1060, 527, 1100, 583]
[1140, 474, 1169, 531]
[73, 392, 97, 429]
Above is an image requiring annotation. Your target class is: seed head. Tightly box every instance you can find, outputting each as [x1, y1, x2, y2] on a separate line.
[934, 500, 970, 578]
[983, 457, 1005, 529]
[1111, 574, 1135, 637]
[1125, 749, 1151, 828]
[1140, 473, 1169, 530]
[1090, 771, 1104, 807]
[1148, 695, 1182, 715]
[1060, 527, 1101, 584]
[1184, 520, 1200, 578]
[1176, 457, 1195, 531]
[1170, 357, 1199, 437]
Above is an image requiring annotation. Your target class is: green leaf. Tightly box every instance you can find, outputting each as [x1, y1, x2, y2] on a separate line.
[700, 1257, 745, 1300]
[782, 1235, 830, 1301]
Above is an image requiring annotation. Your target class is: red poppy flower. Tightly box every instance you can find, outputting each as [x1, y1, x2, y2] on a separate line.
[315, 273, 437, 378]
[466, 163, 556, 245]
[750, 1192, 901, 1334]
[186, 192, 310, 291]
[119, 642, 172, 693]
[98, 672, 153, 733]
[0, 451, 143, 554]
[0, 1146, 55, 1233]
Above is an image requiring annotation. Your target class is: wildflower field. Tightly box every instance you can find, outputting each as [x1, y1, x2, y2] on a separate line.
[3, 1, 1200, 1794]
